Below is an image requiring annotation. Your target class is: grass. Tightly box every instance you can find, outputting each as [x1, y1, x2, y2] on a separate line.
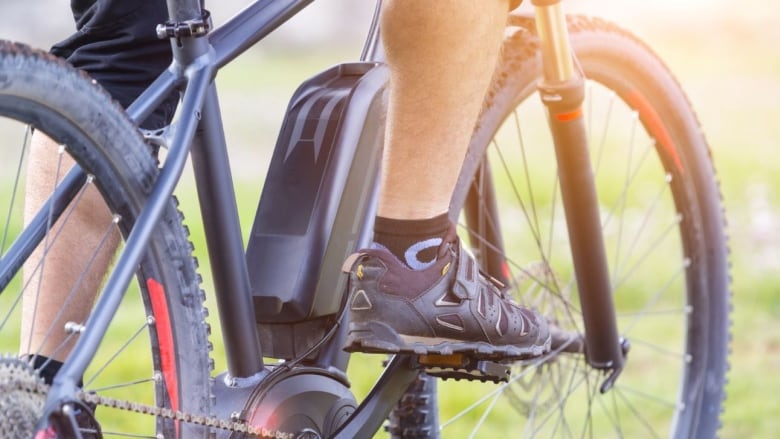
[193, 14, 780, 436]
[2, 3, 778, 437]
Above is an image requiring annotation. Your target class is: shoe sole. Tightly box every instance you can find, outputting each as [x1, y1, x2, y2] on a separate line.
[344, 321, 551, 362]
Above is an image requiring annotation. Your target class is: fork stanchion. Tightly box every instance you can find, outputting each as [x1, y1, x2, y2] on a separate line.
[532, 0, 625, 388]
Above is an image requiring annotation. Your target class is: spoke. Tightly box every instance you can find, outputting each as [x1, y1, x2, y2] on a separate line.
[594, 382, 625, 437]
[448, 79, 696, 439]
[511, 110, 542, 243]
[523, 355, 586, 439]
[468, 388, 503, 439]
[521, 367, 547, 438]
[600, 139, 656, 232]
[522, 363, 595, 436]
[456, 221, 560, 299]
[468, 115, 584, 329]
[614, 387, 664, 438]
[32, 332, 79, 370]
[630, 338, 687, 360]
[85, 320, 150, 388]
[89, 376, 155, 393]
[457, 212, 584, 335]
[440, 343, 576, 431]
[1, 125, 31, 256]
[545, 174, 560, 272]
[583, 362, 599, 437]
[0, 173, 92, 332]
[550, 357, 582, 439]
[616, 384, 680, 410]
[33, 213, 119, 358]
[613, 215, 683, 291]
[519, 357, 591, 435]
[619, 307, 688, 318]
[0, 279, 24, 332]
[593, 384, 622, 435]
[24, 146, 67, 354]
[495, 140, 581, 329]
[619, 263, 688, 338]
[586, 81, 594, 144]
[613, 173, 672, 282]
[610, 111, 640, 287]
[493, 140, 546, 261]
[592, 91, 616, 176]
[440, 382, 509, 430]
[581, 366, 600, 439]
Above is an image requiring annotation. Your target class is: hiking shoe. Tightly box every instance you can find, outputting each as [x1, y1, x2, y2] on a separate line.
[342, 232, 551, 361]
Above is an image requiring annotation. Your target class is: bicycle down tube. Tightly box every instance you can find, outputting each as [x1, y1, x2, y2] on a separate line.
[43, 0, 327, 414]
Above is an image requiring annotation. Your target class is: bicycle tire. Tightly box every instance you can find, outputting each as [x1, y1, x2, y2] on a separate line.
[396, 15, 730, 438]
[0, 41, 211, 438]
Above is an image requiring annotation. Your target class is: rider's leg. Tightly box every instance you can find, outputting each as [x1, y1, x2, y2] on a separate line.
[20, 0, 175, 381]
[346, 0, 549, 356]
[20, 134, 120, 366]
[372, 0, 510, 269]
[377, 0, 507, 220]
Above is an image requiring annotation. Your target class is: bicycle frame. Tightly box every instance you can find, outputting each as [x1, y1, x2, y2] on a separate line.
[11, 0, 627, 434]
[48, 0, 330, 390]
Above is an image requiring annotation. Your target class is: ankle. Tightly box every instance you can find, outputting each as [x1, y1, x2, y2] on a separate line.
[24, 354, 64, 385]
[373, 213, 451, 270]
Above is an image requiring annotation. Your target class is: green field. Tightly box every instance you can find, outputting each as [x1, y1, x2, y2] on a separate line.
[1, 2, 778, 437]
[194, 9, 780, 437]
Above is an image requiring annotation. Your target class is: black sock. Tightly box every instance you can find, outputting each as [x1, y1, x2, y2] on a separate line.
[26, 354, 64, 386]
[25, 354, 85, 387]
[373, 213, 450, 270]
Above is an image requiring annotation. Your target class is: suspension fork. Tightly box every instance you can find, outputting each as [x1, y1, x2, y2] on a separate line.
[532, 0, 626, 391]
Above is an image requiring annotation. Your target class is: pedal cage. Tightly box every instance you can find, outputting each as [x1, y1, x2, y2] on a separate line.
[414, 354, 511, 383]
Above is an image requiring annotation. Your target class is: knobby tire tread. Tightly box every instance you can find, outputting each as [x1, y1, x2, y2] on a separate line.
[0, 40, 213, 438]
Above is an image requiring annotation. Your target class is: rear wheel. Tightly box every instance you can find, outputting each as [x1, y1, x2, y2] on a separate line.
[399, 15, 730, 438]
[0, 41, 212, 438]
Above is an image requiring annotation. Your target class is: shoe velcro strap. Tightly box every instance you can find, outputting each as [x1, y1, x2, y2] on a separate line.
[342, 252, 366, 273]
[452, 244, 480, 300]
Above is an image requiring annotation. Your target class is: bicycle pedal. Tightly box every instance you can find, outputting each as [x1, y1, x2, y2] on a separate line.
[416, 354, 510, 383]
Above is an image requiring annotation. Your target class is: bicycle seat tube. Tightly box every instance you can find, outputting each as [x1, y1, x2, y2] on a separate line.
[44, 0, 237, 417]
[167, 0, 268, 378]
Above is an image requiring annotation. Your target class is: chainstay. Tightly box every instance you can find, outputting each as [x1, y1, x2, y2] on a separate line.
[11, 378, 294, 439]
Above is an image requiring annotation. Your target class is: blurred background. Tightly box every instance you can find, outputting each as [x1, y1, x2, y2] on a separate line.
[2, 0, 777, 437]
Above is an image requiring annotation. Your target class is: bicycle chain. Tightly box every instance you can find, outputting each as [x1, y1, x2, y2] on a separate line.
[11, 378, 294, 439]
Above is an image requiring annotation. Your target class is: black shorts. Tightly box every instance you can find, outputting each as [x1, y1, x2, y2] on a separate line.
[51, 0, 177, 129]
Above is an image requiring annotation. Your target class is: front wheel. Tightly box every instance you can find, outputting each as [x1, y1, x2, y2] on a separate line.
[404, 15, 730, 438]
